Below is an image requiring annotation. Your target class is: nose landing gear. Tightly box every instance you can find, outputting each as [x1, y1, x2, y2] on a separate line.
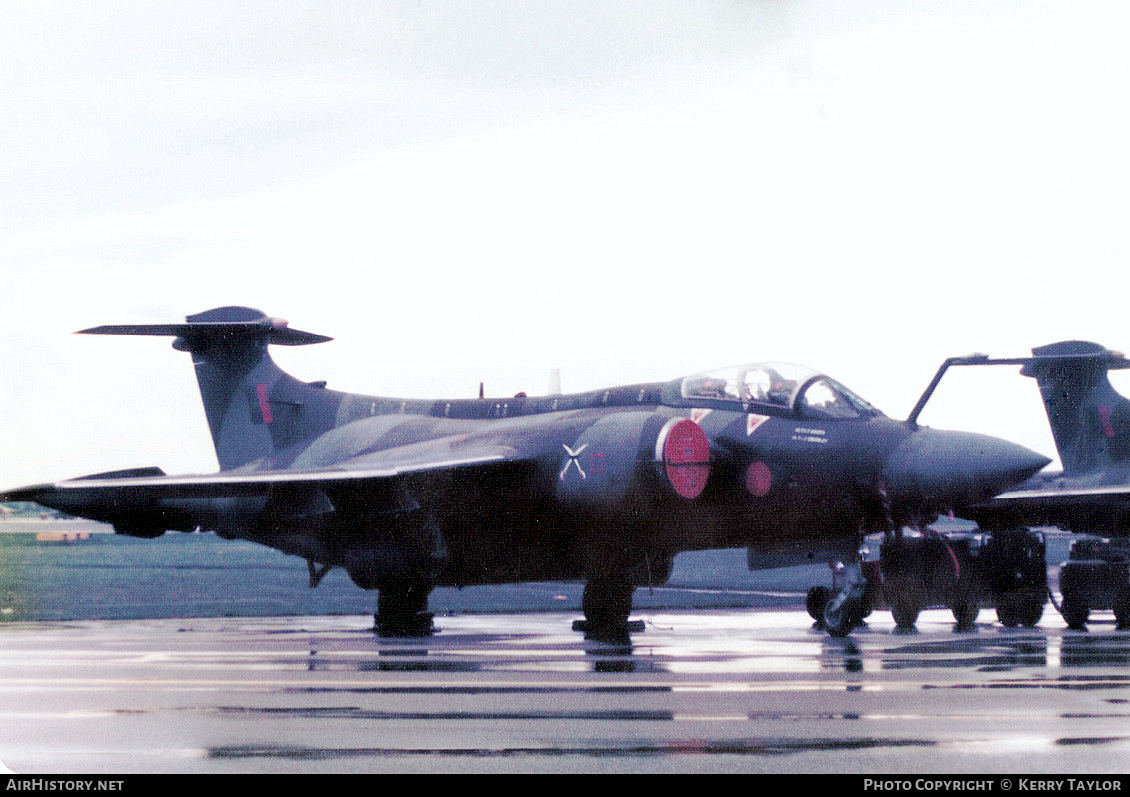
[819, 561, 870, 637]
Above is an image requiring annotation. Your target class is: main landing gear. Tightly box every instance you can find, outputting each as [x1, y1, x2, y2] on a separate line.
[572, 579, 645, 641]
[373, 580, 435, 637]
[573, 554, 672, 641]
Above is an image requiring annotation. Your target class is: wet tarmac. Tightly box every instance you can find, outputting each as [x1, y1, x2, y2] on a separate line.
[3, 606, 1130, 774]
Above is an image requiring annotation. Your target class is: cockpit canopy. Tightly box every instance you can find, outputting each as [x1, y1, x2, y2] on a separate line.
[680, 362, 881, 419]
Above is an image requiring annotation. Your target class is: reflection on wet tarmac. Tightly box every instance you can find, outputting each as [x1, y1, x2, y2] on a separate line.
[286, 616, 1130, 681]
[879, 636, 1050, 671]
[206, 736, 939, 762]
[1062, 635, 1130, 668]
[212, 705, 677, 721]
[4, 608, 1130, 773]
[288, 685, 674, 695]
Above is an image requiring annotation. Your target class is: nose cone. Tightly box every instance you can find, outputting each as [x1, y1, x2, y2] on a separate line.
[883, 429, 1051, 511]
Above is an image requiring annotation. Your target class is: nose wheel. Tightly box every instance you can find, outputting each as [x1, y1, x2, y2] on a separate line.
[806, 586, 832, 623]
[819, 562, 869, 637]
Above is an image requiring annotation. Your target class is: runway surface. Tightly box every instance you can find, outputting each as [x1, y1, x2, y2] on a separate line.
[3, 606, 1130, 774]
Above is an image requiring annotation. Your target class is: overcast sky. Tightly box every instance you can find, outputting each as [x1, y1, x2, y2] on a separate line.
[1, 1, 1127, 486]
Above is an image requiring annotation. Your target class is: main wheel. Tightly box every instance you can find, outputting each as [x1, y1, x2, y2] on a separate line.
[375, 580, 434, 637]
[581, 580, 635, 639]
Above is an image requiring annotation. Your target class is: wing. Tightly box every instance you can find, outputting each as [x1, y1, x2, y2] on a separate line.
[1, 438, 535, 538]
[965, 484, 1130, 534]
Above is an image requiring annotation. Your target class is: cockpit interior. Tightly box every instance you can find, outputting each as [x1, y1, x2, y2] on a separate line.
[680, 362, 880, 420]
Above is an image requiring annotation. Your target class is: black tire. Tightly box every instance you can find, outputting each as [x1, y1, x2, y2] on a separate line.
[806, 586, 832, 622]
[582, 580, 634, 633]
[824, 596, 863, 638]
[375, 580, 434, 637]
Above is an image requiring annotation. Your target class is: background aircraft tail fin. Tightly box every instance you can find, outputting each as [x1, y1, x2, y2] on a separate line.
[1021, 341, 1130, 475]
[80, 306, 341, 471]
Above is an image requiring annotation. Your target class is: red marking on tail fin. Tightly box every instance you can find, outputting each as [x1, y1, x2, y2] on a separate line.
[1098, 405, 1115, 438]
[256, 383, 273, 424]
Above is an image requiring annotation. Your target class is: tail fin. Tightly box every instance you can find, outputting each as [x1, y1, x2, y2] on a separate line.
[1021, 341, 1130, 475]
[80, 306, 341, 470]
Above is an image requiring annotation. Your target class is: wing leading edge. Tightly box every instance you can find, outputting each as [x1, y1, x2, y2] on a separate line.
[1, 443, 523, 537]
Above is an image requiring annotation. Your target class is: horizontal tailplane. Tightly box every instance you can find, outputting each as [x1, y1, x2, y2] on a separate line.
[79, 312, 332, 349]
[78, 306, 341, 470]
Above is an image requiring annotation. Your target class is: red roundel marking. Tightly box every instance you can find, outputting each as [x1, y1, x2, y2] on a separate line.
[663, 419, 710, 499]
[745, 461, 772, 497]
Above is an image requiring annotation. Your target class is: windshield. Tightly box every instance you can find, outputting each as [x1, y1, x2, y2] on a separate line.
[680, 362, 880, 419]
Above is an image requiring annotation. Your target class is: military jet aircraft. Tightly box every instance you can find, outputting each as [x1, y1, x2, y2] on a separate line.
[0, 306, 1049, 637]
[947, 341, 1130, 628]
